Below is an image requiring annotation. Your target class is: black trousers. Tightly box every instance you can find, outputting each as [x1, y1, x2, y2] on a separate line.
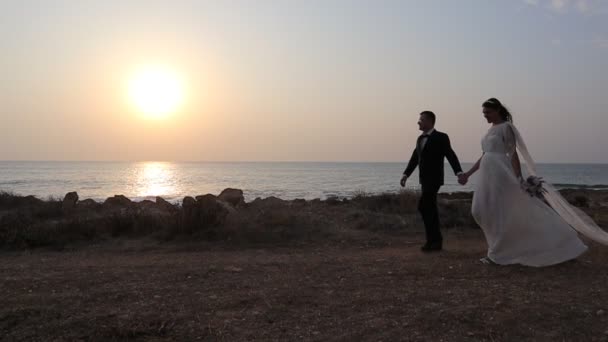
[418, 184, 442, 244]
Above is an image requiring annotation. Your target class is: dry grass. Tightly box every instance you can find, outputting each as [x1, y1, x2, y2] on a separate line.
[0, 190, 605, 250]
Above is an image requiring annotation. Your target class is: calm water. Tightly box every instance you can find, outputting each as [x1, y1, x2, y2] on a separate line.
[1, 161, 607, 202]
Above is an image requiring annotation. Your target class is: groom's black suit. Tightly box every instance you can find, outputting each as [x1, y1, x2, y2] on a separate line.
[403, 129, 463, 246]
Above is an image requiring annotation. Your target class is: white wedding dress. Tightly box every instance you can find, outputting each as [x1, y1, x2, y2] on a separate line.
[471, 122, 593, 267]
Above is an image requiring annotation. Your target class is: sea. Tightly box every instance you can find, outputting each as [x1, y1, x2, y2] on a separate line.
[1, 161, 607, 203]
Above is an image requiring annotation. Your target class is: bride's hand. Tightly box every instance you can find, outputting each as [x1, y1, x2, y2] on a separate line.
[457, 173, 469, 185]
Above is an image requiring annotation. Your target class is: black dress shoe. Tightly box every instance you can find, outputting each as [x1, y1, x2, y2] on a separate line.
[421, 242, 442, 252]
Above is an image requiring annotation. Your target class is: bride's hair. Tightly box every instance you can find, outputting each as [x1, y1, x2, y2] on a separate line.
[483, 98, 513, 123]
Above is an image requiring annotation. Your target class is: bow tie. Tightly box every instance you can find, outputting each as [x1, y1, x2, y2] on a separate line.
[420, 134, 430, 138]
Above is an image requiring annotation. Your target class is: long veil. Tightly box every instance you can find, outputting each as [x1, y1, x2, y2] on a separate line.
[510, 123, 608, 245]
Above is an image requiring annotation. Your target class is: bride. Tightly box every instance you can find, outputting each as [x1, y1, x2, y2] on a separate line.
[460, 98, 608, 267]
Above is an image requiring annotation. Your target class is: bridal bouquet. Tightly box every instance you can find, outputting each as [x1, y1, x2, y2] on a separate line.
[520, 176, 546, 198]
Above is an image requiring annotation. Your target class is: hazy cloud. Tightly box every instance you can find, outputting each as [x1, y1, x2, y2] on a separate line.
[523, 0, 606, 14]
[591, 37, 608, 49]
[550, 0, 568, 12]
[575, 0, 591, 13]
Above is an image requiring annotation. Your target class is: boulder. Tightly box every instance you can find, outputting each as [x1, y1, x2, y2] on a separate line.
[182, 196, 197, 208]
[23, 195, 44, 207]
[218, 188, 245, 207]
[196, 194, 229, 226]
[78, 198, 100, 210]
[61, 192, 79, 213]
[137, 200, 157, 211]
[103, 195, 132, 208]
[179, 194, 229, 233]
[325, 196, 341, 205]
[258, 196, 286, 207]
[180, 196, 198, 233]
[156, 196, 177, 213]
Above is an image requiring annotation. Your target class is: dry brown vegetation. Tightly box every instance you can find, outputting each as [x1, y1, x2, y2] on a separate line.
[2, 188, 604, 250]
[0, 189, 464, 249]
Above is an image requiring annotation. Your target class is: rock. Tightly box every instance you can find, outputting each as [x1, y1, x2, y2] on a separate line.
[78, 198, 100, 210]
[103, 195, 132, 208]
[156, 196, 177, 213]
[195, 194, 217, 203]
[325, 196, 341, 205]
[179, 195, 228, 233]
[597, 309, 605, 316]
[260, 196, 286, 206]
[292, 199, 307, 206]
[218, 188, 245, 207]
[248, 196, 288, 212]
[139, 199, 156, 206]
[180, 196, 198, 233]
[182, 196, 196, 207]
[61, 192, 79, 213]
[23, 195, 44, 207]
[197, 194, 229, 227]
[217, 200, 237, 215]
[137, 200, 157, 212]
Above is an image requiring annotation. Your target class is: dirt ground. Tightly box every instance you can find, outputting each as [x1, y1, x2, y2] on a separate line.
[2, 230, 608, 342]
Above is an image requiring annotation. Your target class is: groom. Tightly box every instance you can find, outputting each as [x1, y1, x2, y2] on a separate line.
[400, 111, 465, 252]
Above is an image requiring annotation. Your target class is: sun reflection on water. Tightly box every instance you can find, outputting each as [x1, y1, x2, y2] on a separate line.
[135, 162, 177, 199]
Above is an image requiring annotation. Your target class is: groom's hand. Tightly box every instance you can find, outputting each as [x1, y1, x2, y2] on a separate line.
[400, 175, 407, 187]
[457, 173, 468, 185]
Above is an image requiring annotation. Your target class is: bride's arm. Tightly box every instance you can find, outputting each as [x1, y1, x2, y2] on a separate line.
[464, 154, 484, 177]
[505, 123, 523, 180]
[511, 151, 523, 180]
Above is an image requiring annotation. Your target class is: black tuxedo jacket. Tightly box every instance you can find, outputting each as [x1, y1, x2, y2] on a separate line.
[403, 130, 463, 188]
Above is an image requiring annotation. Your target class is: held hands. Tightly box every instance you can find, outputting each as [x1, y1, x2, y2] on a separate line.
[457, 173, 469, 185]
[400, 175, 408, 187]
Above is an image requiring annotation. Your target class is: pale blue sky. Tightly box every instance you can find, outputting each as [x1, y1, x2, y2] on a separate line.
[1, 0, 607, 162]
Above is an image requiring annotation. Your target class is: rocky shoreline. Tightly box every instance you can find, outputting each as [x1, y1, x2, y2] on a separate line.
[0, 188, 606, 249]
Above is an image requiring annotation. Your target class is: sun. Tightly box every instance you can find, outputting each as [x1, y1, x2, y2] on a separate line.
[127, 64, 185, 119]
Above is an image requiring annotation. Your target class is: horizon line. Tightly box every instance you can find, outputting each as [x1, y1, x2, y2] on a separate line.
[1, 159, 607, 165]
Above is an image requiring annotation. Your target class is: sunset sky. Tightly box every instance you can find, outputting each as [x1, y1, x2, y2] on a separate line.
[1, 0, 607, 163]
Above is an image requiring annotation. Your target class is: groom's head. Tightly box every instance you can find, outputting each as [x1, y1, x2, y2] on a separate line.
[418, 111, 436, 132]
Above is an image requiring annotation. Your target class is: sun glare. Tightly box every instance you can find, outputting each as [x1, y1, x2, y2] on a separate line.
[127, 65, 184, 119]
